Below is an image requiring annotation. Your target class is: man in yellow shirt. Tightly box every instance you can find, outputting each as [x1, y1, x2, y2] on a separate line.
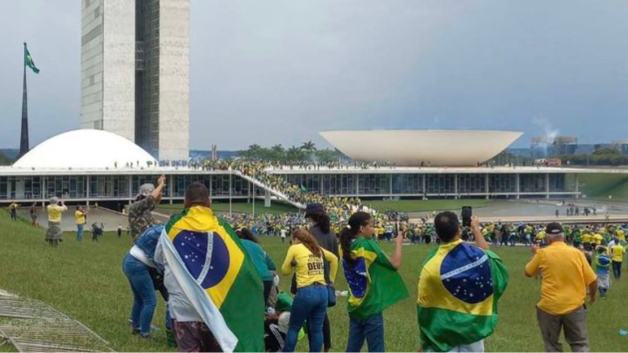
[535, 230, 546, 246]
[8, 201, 19, 221]
[525, 222, 596, 352]
[609, 238, 625, 280]
[593, 233, 604, 246]
[46, 197, 68, 247]
[75, 206, 88, 242]
[616, 228, 625, 242]
[582, 232, 593, 251]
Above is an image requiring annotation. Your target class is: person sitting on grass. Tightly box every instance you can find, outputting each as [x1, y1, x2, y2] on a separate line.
[595, 246, 611, 298]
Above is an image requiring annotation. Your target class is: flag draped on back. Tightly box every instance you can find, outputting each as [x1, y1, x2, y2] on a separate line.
[159, 206, 264, 352]
[24, 44, 39, 74]
[417, 240, 508, 352]
[344, 236, 408, 319]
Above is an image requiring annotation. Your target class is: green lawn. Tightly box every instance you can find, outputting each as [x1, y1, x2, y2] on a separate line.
[0, 211, 626, 352]
[566, 173, 628, 201]
[365, 199, 487, 213]
[158, 200, 300, 215]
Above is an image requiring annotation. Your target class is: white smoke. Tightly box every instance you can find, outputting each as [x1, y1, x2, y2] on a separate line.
[532, 117, 559, 144]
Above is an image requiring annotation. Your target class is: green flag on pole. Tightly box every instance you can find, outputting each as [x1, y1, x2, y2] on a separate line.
[24, 44, 39, 74]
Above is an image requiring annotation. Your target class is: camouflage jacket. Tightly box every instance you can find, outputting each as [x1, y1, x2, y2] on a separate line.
[128, 195, 157, 239]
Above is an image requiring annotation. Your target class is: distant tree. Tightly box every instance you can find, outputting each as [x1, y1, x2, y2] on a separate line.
[300, 141, 316, 152]
[315, 149, 339, 164]
[0, 151, 12, 166]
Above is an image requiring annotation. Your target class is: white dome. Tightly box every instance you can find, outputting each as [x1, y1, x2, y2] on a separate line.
[14, 129, 157, 169]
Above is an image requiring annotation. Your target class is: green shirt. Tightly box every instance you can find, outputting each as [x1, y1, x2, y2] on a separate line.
[241, 239, 275, 281]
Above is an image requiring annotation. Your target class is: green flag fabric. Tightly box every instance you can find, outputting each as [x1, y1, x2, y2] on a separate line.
[417, 240, 509, 352]
[343, 236, 409, 319]
[24, 45, 40, 74]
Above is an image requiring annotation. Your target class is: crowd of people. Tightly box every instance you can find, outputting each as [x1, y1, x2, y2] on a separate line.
[4, 169, 626, 352]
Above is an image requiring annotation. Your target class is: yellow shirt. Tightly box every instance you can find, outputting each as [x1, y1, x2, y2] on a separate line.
[47, 205, 68, 223]
[536, 231, 546, 240]
[281, 243, 338, 288]
[593, 234, 603, 245]
[75, 210, 86, 225]
[525, 242, 596, 315]
[610, 245, 625, 262]
[582, 233, 592, 244]
[617, 229, 625, 241]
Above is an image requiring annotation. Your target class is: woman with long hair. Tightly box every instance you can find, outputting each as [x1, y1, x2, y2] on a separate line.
[304, 203, 338, 352]
[281, 229, 338, 352]
[340, 212, 408, 352]
[236, 227, 276, 305]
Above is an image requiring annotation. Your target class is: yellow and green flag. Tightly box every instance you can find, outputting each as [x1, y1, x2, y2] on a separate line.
[24, 44, 39, 74]
[160, 206, 264, 352]
[344, 236, 408, 319]
[417, 239, 508, 352]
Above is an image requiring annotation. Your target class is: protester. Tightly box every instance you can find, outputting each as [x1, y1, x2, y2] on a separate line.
[118, 224, 123, 238]
[594, 246, 611, 298]
[340, 211, 408, 352]
[304, 202, 338, 352]
[418, 213, 508, 352]
[609, 238, 625, 279]
[525, 222, 597, 352]
[122, 225, 165, 339]
[155, 182, 264, 352]
[236, 227, 276, 305]
[29, 202, 39, 227]
[280, 229, 338, 352]
[8, 201, 18, 221]
[75, 206, 87, 242]
[45, 197, 67, 247]
[264, 292, 295, 352]
[128, 175, 166, 240]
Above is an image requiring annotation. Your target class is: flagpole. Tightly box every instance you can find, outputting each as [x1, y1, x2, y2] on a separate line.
[20, 42, 30, 157]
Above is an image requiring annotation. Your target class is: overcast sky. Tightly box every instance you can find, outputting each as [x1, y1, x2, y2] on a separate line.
[1, 0, 628, 151]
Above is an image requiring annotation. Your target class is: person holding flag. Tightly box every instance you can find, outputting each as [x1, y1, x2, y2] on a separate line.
[340, 211, 408, 352]
[155, 182, 264, 352]
[417, 213, 508, 352]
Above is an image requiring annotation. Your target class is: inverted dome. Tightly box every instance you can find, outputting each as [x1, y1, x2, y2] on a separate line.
[14, 129, 157, 169]
[320, 130, 523, 167]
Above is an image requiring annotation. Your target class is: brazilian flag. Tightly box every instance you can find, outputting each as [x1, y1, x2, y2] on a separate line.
[343, 236, 408, 319]
[24, 44, 39, 74]
[417, 240, 508, 352]
[160, 206, 264, 351]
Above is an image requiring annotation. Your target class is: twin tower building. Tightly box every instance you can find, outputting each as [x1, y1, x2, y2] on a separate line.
[81, 0, 190, 160]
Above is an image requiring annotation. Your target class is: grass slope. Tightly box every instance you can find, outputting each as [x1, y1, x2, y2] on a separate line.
[0, 211, 626, 351]
[567, 173, 628, 201]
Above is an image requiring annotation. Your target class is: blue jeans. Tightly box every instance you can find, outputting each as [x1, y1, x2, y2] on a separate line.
[122, 253, 156, 336]
[284, 284, 328, 352]
[346, 313, 384, 352]
[76, 224, 84, 242]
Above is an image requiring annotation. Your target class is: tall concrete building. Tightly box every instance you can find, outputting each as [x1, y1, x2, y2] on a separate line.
[81, 0, 189, 160]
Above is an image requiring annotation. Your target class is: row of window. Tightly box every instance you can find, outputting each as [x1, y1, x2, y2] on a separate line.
[0, 174, 570, 200]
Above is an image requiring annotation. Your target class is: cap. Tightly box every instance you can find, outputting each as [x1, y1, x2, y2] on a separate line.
[545, 222, 564, 235]
[137, 183, 155, 198]
[305, 203, 325, 215]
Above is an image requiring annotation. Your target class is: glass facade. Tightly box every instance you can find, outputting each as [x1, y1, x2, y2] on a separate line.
[458, 174, 487, 194]
[392, 174, 423, 194]
[0, 171, 579, 202]
[358, 174, 391, 195]
[426, 174, 455, 194]
[520, 174, 545, 193]
[489, 174, 517, 193]
[322, 174, 357, 196]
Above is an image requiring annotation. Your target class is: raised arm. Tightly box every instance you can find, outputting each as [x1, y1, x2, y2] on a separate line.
[280, 246, 296, 276]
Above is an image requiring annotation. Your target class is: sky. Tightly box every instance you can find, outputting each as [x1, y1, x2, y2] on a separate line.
[1, 0, 628, 151]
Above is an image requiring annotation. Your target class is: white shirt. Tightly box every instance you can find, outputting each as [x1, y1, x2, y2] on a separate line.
[280, 229, 287, 238]
[154, 242, 203, 322]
